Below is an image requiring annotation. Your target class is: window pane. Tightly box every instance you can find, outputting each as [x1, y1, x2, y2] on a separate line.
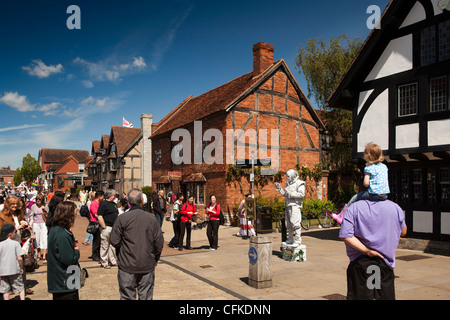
[439, 20, 450, 62]
[401, 169, 409, 202]
[430, 76, 448, 112]
[399, 83, 418, 116]
[421, 25, 436, 65]
[427, 169, 437, 203]
[388, 168, 398, 203]
[412, 169, 422, 202]
[441, 168, 450, 204]
[198, 183, 204, 205]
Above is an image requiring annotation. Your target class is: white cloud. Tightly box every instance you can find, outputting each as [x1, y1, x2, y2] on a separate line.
[81, 80, 94, 88]
[0, 92, 35, 112]
[0, 124, 45, 133]
[73, 56, 147, 85]
[0, 92, 65, 116]
[37, 102, 60, 116]
[22, 59, 64, 78]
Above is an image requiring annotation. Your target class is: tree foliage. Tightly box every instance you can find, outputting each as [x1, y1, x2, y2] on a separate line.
[295, 35, 363, 206]
[295, 34, 362, 171]
[295, 34, 363, 109]
[19, 153, 41, 184]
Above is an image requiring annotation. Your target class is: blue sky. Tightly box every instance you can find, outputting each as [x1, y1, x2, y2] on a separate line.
[0, 0, 389, 169]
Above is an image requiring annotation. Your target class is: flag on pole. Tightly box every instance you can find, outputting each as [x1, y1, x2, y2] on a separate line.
[123, 117, 134, 128]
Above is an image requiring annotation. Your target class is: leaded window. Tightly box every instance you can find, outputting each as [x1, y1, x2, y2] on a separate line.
[430, 76, 448, 112]
[399, 83, 418, 116]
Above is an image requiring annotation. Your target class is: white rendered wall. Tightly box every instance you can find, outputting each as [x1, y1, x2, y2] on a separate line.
[428, 119, 450, 146]
[396, 123, 420, 149]
[413, 211, 433, 233]
[357, 89, 389, 152]
[365, 35, 413, 82]
[441, 212, 450, 235]
[400, 1, 426, 28]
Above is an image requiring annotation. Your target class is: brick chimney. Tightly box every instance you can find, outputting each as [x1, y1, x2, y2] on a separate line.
[253, 42, 274, 75]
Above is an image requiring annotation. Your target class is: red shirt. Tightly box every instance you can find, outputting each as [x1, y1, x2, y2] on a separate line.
[180, 202, 196, 223]
[208, 203, 221, 221]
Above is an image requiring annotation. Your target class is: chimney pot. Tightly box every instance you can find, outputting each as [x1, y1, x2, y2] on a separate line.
[253, 42, 274, 75]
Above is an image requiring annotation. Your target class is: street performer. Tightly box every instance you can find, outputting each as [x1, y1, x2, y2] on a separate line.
[275, 169, 306, 247]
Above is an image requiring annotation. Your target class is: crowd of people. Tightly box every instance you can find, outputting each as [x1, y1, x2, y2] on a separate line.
[0, 142, 408, 301]
[0, 185, 233, 300]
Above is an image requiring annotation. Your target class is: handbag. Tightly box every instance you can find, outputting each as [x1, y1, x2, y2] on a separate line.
[86, 221, 99, 234]
[80, 266, 89, 288]
[219, 211, 225, 225]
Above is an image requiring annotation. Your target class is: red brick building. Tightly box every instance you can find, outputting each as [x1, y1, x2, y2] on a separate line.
[150, 42, 327, 213]
[38, 149, 92, 193]
[0, 166, 16, 188]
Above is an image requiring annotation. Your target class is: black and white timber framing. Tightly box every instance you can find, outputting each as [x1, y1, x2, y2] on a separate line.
[329, 0, 450, 241]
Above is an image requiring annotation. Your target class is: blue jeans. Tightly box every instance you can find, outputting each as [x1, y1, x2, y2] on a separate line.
[347, 190, 388, 207]
[84, 233, 93, 244]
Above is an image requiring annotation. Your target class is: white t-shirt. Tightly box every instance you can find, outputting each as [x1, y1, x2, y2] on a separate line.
[0, 238, 23, 276]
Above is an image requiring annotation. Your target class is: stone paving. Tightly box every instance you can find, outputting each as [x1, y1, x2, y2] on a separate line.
[9, 209, 450, 301]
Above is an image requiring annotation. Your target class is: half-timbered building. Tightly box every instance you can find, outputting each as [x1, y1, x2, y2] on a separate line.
[328, 0, 450, 241]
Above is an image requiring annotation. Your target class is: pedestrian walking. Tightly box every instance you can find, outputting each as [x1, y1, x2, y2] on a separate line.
[117, 198, 129, 215]
[152, 190, 166, 228]
[0, 224, 25, 300]
[169, 193, 183, 249]
[236, 193, 256, 238]
[339, 199, 407, 300]
[45, 191, 65, 231]
[97, 189, 118, 269]
[206, 195, 221, 251]
[30, 194, 48, 263]
[178, 196, 197, 251]
[110, 189, 164, 300]
[88, 190, 104, 262]
[47, 201, 80, 300]
[82, 191, 95, 246]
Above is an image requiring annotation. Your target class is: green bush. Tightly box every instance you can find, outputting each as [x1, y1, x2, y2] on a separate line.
[141, 186, 152, 199]
[256, 195, 285, 223]
[302, 198, 335, 219]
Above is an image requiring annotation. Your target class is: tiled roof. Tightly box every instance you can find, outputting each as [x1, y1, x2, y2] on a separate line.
[150, 63, 275, 138]
[100, 135, 110, 150]
[109, 126, 142, 155]
[40, 148, 91, 164]
[91, 140, 101, 154]
[150, 58, 325, 138]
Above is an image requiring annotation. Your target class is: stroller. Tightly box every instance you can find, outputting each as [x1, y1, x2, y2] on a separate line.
[21, 229, 39, 272]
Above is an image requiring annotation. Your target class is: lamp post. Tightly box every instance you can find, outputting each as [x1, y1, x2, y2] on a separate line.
[251, 150, 255, 198]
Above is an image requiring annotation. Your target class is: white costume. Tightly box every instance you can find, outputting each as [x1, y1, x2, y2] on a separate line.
[275, 169, 305, 247]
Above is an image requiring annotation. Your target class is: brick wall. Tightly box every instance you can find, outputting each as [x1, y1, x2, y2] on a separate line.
[151, 67, 326, 214]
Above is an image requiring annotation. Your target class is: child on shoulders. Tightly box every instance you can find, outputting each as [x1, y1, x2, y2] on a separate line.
[332, 143, 390, 224]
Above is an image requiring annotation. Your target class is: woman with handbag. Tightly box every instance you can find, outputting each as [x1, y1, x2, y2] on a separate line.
[206, 195, 221, 251]
[178, 196, 197, 251]
[30, 194, 48, 263]
[47, 201, 80, 300]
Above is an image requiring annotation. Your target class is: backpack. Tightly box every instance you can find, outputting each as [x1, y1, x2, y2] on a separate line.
[80, 205, 90, 218]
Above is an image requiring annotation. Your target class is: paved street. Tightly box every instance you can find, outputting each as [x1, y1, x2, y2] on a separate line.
[14, 209, 450, 301]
